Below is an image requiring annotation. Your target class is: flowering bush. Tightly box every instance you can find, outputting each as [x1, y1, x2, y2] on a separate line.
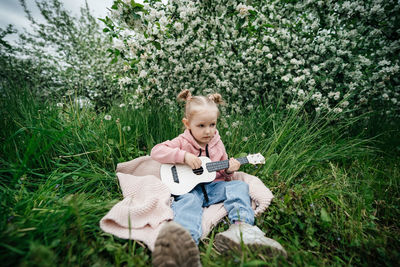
[16, 0, 123, 108]
[103, 0, 400, 117]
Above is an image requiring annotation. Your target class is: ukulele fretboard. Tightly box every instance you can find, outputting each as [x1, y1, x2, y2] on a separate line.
[205, 157, 249, 172]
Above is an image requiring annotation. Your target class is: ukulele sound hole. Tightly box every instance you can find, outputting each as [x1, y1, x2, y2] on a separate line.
[193, 167, 204, 175]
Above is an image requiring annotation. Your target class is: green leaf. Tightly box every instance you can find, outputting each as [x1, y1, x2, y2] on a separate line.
[263, 23, 275, 28]
[243, 260, 269, 267]
[320, 207, 332, 223]
[152, 41, 161, 50]
[248, 10, 257, 16]
[111, 3, 119, 10]
[284, 193, 292, 204]
[110, 56, 118, 64]
[309, 239, 319, 247]
[131, 0, 144, 9]
[133, 13, 141, 20]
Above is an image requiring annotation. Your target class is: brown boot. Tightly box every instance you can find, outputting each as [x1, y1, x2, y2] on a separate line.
[152, 221, 201, 267]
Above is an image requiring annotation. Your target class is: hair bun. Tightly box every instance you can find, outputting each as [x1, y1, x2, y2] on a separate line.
[177, 89, 192, 102]
[208, 93, 223, 104]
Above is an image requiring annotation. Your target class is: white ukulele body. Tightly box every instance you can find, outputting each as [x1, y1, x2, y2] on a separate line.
[159, 153, 265, 195]
[160, 157, 215, 196]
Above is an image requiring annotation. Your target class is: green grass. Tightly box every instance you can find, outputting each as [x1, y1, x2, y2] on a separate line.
[0, 85, 399, 266]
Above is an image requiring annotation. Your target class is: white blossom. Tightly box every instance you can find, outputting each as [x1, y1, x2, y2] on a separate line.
[119, 77, 132, 85]
[105, 0, 399, 118]
[382, 93, 389, 100]
[113, 39, 125, 50]
[65, 90, 74, 96]
[174, 22, 184, 32]
[236, 4, 255, 18]
[122, 126, 131, 132]
[334, 92, 340, 100]
[340, 101, 349, 108]
[333, 107, 343, 113]
[281, 74, 292, 82]
[139, 70, 148, 78]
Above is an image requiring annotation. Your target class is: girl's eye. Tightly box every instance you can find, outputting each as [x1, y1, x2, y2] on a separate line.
[199, 124, 204, 128]
[210, 123, 216, 127]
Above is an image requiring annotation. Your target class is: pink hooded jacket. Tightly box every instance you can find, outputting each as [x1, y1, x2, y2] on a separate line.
[151, 129, 233, 181]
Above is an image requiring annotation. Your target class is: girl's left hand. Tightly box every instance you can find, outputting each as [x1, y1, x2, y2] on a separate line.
[226, 158, 240, 174]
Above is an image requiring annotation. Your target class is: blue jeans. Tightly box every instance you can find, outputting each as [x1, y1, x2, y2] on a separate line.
[171, 180, 254, 244]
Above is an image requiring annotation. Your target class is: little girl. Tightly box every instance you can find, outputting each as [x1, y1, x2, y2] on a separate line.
[151, 90, 286, 267]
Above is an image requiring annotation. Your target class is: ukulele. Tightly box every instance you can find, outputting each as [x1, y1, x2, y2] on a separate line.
[160, 153, 265, 195]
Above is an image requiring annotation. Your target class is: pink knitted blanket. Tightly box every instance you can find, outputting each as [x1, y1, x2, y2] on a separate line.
[100, 156, 274, 251]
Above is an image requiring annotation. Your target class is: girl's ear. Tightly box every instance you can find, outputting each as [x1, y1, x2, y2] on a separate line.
[182, 118, 190, 129]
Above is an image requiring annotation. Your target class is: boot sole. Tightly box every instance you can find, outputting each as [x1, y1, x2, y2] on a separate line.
[153, 221, 201, 267]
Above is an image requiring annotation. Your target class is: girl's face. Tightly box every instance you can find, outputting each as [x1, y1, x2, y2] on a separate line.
[183, 108, 218, 147]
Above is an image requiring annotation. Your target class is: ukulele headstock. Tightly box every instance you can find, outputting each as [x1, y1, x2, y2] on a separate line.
[247, 153, 265, 165]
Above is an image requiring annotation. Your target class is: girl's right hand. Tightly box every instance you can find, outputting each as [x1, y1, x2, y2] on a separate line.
[184, 152, 202, 169]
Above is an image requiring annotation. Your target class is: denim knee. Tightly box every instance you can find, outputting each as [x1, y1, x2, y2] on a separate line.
[172, 192, 204, 243]
[226, 180, 249, 194]
[224, 180, 254, 225]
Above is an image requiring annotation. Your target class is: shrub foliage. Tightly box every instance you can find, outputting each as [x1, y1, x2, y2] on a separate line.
[104, 0, 400, 116]
[13, 0, 123, 107]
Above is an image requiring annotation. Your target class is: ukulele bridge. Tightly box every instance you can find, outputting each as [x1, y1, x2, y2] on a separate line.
[171, 166, 179, 183]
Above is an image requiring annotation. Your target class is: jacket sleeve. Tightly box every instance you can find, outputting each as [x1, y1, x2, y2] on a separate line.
[150, 137, 186, 164]
[216, 140, 234, 180]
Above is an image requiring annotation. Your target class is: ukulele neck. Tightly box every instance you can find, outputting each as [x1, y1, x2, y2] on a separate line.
[205, 157, 249, 172]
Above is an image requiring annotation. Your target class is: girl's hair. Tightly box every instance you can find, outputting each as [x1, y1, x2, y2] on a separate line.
[177, 89, 223, 119]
